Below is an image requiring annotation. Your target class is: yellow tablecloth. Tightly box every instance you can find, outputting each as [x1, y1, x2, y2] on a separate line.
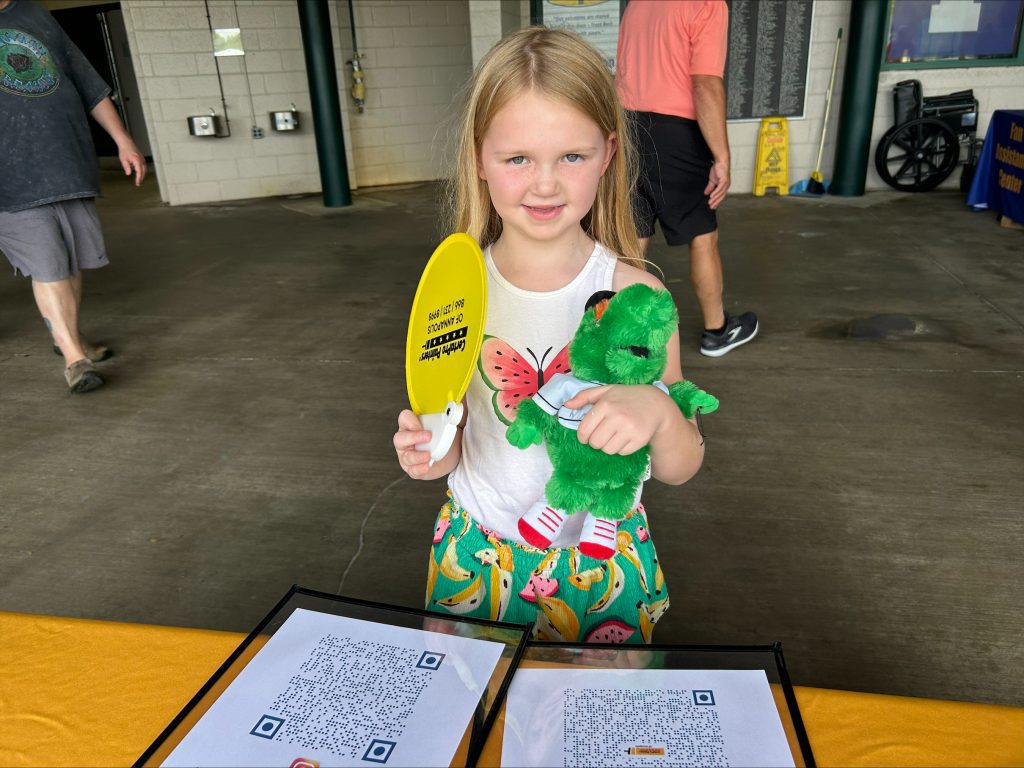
[2, 611, 1023, 767]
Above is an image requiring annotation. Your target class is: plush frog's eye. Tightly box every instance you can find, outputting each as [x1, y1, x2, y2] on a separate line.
[628, 346, 650, 358]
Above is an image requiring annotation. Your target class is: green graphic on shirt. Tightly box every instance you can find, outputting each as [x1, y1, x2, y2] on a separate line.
[0, 29, 59, 97]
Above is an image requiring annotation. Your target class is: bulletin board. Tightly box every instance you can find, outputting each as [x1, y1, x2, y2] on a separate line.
[724, 0, 815, 120]
[884, 0, 1024, 65]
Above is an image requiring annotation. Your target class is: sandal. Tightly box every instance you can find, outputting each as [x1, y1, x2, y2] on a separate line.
[64, 359, 104, 394]
[53, 342, 113, 363]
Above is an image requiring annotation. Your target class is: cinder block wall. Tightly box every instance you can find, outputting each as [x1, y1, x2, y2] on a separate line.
[121, 0, 336, 205]
[340, 0, 472, 185]
[469, 0, 524, 66]
[119, 0, 471, 206]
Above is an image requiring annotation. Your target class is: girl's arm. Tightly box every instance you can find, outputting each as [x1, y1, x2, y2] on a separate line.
[393, 409, 463, 480]
[642, 327, 706, 485]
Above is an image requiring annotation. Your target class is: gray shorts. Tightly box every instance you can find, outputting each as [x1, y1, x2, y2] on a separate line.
[0, 198, 109, 282]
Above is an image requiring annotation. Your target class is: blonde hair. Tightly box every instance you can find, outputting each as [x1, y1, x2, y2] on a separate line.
[447, 26, 645, 269]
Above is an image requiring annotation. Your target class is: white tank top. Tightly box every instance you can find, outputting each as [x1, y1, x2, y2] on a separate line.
[448, 242, 621, 546]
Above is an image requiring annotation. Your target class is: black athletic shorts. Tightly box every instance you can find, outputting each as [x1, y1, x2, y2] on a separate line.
[629, 110, 717, 246]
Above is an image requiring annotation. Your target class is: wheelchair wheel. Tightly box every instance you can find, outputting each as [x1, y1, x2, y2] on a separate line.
[875, 117, 959, 192]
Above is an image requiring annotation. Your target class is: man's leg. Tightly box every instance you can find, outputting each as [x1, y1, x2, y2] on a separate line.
[69, 271, 83, 305]
[32, 277, 87, 365]
[33, 276, 104, 392]
[690, 230, 758, 357]
[45, 272, 111, 362]
[639, 232, 726, 330]
[688, 230, 726, 331]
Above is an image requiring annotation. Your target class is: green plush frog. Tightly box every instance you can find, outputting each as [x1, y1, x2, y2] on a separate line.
[506, 283, 718, 559]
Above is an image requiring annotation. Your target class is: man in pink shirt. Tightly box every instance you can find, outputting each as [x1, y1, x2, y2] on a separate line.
[617, 0, 758, 357]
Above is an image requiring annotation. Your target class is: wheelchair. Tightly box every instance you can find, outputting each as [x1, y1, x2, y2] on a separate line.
[874, 80, 981, 192]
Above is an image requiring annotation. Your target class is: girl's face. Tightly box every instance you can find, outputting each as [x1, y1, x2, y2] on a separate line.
[476, 89, 616, 247]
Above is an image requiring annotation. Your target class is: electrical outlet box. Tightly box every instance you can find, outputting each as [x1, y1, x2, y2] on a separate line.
[270, 110, 300, 132]
[187, 113, 225, 137]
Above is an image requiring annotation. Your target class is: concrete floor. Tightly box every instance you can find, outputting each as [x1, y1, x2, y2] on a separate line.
[1, 173, 1022, 707]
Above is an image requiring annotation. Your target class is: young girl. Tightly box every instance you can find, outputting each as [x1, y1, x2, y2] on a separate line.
[393, 27, 706, 644]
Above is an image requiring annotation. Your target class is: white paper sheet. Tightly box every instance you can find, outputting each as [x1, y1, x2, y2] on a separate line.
[542, 3, 621, 71]
[502, 668, 795, 768]
[928, 0, 982, 34]
[162, 608, 503, 768]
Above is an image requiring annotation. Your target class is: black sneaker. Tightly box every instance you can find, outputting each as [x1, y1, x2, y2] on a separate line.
[700, 311, 758, 357]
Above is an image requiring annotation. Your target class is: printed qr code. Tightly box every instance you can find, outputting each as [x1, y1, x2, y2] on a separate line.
[256, 634, 441, 760]
[563, 688, 728, 767]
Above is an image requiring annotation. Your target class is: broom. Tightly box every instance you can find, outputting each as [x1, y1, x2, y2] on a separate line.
[804, 28, 842, 195]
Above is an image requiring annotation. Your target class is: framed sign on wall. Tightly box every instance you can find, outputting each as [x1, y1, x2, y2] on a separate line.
[530, 0, 626, 71]
[884, 0, 1024, 69]
[724, 0, 815, 121]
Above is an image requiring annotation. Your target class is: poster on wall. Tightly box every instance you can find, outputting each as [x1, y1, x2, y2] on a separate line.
[535, 0, 624, 71]
[724, 0, 814, 121]
[885, 0, 1024, 64]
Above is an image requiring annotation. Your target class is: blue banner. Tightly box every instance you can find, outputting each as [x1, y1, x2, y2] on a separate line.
[967, 109, 1024, 224]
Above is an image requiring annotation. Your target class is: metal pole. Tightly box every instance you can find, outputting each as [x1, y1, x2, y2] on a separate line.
[830, 0, 887, 197]
[297, 0, 352, 207]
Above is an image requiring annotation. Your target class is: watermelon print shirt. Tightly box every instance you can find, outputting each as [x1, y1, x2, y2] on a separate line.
[448, 242, 620, 546]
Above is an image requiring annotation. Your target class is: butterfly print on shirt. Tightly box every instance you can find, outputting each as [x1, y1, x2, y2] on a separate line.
[477, 336, 571, 425]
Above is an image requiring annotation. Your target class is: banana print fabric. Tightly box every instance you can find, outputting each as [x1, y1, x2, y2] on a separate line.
[426, 494, 670, 644]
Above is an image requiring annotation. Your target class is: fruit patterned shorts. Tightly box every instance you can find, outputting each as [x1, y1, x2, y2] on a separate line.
[425, 493, 670, 644]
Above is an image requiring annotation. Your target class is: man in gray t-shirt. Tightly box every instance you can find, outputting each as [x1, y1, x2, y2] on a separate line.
[0, 0, 146, 393]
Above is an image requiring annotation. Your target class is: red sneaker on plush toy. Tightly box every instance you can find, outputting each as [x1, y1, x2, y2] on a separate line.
[506, 284, 718, 559]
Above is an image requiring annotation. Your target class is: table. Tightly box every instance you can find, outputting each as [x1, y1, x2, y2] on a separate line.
[967, 109, 1024, 224]
[2, 611, 1024, 767]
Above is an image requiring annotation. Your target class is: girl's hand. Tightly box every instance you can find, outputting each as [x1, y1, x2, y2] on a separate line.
[394, 409, 435, 479]
[563, 385, 672, 455]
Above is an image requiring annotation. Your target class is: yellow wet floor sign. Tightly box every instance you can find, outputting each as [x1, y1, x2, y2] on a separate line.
[754, 117, 789, 196]
[406, 233, 487, 461]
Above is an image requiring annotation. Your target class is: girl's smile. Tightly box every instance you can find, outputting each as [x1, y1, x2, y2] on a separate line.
[524, 204, 566, 221]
